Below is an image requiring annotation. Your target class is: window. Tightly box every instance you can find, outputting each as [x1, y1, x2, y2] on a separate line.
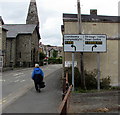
[19, 52, 21, 58]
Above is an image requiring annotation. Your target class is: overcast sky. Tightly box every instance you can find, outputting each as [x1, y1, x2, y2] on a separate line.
[0, 0, 119, 46]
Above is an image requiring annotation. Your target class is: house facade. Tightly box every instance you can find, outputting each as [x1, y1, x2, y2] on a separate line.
[62, 9, 120, 86]
[39, 43, 62, 58]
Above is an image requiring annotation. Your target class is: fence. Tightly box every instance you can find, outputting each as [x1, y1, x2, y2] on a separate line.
[59, 72, 73, 115]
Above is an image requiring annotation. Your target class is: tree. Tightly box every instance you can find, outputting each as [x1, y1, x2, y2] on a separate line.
[52, 50, 58, 58]
[39, 52, 46, 60]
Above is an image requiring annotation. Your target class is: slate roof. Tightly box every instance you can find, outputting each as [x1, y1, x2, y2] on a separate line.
[3, 24, 37, 38]
[63, 13, 120, 23]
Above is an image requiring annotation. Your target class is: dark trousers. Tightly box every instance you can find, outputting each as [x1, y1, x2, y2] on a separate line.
[34, 76, 43, 91]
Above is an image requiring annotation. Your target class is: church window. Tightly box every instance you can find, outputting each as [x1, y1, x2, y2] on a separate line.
[19, 52, 21, 58]
[31, 50, 32, 60]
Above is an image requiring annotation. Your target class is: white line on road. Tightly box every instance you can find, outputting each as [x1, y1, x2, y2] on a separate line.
[14, 79, 19, 82]
[15, 74, 25, 79]
[0, 79, 5, 82]
[13, 73, 24, 77]
[20, 80, 25, 82]
[1, 83, 33, 110]
[1, 64, 62, 110]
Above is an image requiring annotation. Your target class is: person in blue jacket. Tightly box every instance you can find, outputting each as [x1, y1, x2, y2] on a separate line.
[32, 64, 44, 92]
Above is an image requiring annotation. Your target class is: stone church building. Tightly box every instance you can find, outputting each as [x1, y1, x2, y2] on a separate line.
[2, 0, 40, 67]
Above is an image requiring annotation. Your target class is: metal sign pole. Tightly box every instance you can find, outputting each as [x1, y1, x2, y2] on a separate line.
[97, 52, 100, 91]
[72, 52, 75, 91]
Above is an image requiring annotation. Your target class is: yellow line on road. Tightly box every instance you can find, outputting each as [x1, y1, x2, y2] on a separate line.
[0, 93, 12, 104]
[2, 100, 7, 103]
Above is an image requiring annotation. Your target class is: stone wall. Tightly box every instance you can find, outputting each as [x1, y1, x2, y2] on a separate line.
[31, 28, 39, 63]
[2, 29, 7, 67]
[6, 38, 16, 67]
[16, 34, 31, 66]
[15, 28, 39, 67]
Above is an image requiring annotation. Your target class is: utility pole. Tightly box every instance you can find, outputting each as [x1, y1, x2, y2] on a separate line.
[77, 0, 81, 34]
[77, 0, 86, 89]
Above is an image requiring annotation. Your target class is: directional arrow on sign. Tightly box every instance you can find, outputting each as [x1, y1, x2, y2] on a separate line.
[92, 44, 97, 51]
[71, 44, 76, 51]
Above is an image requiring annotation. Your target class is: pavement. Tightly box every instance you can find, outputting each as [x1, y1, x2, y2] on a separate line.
[2, 64, 63, 114]
[68, 90, 120, 114]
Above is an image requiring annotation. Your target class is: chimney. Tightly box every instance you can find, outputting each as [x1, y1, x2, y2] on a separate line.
[90, 9, 97, 16]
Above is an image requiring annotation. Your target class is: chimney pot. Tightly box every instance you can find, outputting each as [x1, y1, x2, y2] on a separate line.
[90, 9, 97, 15]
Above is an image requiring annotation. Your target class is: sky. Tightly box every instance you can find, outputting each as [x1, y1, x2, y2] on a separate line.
[0, 0, 119, 46]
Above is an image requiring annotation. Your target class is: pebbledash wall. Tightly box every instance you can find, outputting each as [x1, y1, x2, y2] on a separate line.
[62, 10, 120, 86]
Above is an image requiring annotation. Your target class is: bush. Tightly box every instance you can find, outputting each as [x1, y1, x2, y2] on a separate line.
[64, 68, 111, 90]
[100, 76, 111, 89]
[65, 68, 98, 90]
[85, 70, 111, 90]
[39, 52, 46, 60]
[110, 86, 120, 90]
[48, 57, 62, 64]
[64, 67, 81, 88]
[84, 70, 97, 90]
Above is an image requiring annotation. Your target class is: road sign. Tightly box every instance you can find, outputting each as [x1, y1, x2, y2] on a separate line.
[65, 61, 77, 67]
[64, 34, 83, 52]
[64, 34, 107, 52]
[84, 35, 106, 52]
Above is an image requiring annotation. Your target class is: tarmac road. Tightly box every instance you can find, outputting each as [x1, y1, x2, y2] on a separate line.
[2, 64, 63, 114]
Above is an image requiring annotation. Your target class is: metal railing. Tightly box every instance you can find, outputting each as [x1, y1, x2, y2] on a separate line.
[59, 72, 72, 115]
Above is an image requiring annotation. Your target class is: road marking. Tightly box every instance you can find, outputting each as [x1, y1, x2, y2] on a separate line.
[14, 79, 19, 82]
[1, 64, 62, 110]
[3, 100, 7, 103]
[15, 76, 21, 79]
[1, 83, 33, 110]
[0, 97, 8, 105]
[3, 73, 24, 82]
[0, 79, 5, 82]
[20, 80, 25, 82]
[13, 73, 24, 77]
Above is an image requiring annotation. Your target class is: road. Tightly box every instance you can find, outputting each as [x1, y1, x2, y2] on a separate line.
[1, 64, 62, 113]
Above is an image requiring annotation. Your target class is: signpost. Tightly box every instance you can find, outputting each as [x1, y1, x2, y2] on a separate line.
[72, 52, 75, 91]
[64, 34, 107, 91]
[97, 52, 100, 91]
[64, 34, 107, 52]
